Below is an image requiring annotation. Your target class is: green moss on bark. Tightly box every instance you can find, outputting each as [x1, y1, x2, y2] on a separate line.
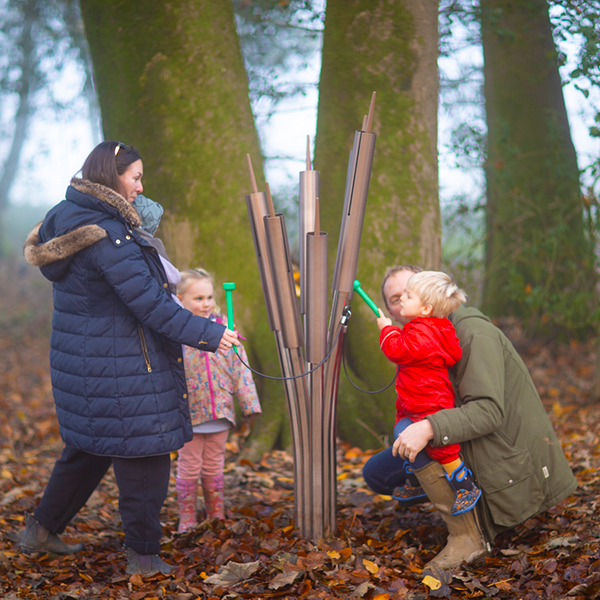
[314, 0, 440, 448]
[480, 0, 594, 334]
[80, 0, 289, 456]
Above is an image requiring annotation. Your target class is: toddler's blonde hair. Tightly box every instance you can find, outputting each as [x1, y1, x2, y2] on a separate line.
[406, 271, 466, 319]
[177, 268, 221, 314]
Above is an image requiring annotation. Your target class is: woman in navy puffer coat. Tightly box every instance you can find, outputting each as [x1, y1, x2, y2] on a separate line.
[18, 141, 238, 575]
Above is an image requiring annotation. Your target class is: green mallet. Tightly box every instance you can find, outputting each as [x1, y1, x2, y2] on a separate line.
[222, 282, 238, 354]
[353, 280, 380, 317]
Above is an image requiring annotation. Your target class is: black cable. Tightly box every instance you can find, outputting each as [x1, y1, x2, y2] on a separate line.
[233, 321, 344, 381]
[232, 304, 396, 392]
[342, 348, 399, 394]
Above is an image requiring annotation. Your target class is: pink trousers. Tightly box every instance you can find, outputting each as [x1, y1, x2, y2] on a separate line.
[176, 431, 229, 480]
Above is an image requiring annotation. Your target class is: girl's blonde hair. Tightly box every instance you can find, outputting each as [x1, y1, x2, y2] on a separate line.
[177, 268, 221, 314]
[406, 271, 466, 319]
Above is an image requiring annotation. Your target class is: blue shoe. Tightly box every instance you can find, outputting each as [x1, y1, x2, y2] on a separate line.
[392, 463, 427, 502]
[446, 462, 481, 515]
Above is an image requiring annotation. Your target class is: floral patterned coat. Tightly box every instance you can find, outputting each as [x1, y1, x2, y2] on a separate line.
[184, 314, 261, 427]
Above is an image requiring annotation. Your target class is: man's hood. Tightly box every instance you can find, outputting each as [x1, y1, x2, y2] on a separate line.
[449, 305, 493, 327]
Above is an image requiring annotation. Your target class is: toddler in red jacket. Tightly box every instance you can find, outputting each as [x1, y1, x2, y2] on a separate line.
[376, 270, 481, 515]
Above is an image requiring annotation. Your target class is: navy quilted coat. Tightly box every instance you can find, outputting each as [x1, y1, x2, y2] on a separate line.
[24, 179, 226, 458]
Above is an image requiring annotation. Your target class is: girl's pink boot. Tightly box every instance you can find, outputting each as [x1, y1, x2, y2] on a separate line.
[201, 474, 225, 519]
[175, 478, 198, 533]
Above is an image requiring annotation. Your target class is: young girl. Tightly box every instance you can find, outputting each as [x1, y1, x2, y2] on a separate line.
[175, 268, 261, 531]
[376, 270, 481, 516]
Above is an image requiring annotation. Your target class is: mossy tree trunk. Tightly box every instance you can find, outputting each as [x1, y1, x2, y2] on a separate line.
[314, 0, 440, 448]
[79, 0, 290, 458]
[480, 0, 594, 335]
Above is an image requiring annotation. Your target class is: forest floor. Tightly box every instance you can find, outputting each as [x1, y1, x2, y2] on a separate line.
[1, 265, 599, 599]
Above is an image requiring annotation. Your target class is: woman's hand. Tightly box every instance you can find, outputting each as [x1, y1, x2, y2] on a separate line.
[392, 419, 434, 463]
[218, 328, 239, 352]
[377, 309, 392, 331]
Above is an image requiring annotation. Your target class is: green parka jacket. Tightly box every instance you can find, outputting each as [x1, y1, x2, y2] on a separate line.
[427, 306, 577, 542]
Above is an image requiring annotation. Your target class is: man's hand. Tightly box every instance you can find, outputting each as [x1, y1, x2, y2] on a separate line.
[218, 328, 239, 352]
[377, 308, 392, 331]
[392, 419, 434, 463]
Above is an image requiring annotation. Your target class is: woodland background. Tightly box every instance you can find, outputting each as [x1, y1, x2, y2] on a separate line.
[1, 1, 600, 597]
[1, 0, 600, 453]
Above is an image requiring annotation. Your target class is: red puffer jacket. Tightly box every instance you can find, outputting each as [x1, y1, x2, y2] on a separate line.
[379, 317, 462, 423]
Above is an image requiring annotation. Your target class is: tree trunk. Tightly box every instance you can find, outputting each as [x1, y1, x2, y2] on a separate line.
[480, 0, 593, 335]
[79, 0, 290, 458]
[314, 0, 440, 448]
[0, 0, 39, 257]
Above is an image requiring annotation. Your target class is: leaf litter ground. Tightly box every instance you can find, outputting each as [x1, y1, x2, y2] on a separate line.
[1, 272, 599, 599]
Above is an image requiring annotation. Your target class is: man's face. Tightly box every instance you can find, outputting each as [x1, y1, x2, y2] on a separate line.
[383, 270, 415, 326]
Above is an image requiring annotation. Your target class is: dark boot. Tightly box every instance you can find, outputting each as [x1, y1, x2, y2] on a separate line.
[17, 513, 85, 555]
[125, 547, 175, 575]
[413, 461, 488, 570]
[446, 462, 482, 515]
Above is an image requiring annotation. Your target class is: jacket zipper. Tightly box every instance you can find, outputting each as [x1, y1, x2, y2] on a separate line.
[205, 353, 216, 419]
[138, 326, 152, 373]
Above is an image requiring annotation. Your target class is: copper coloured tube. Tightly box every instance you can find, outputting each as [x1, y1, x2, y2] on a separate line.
[245, 187, 281, 331]
[299, 136, 320, 316]
[305, 198, 327, 365]
[264, 214, 303, 349]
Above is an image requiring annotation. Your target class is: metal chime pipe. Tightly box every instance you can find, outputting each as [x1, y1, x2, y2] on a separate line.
[263, 214, 311, 537]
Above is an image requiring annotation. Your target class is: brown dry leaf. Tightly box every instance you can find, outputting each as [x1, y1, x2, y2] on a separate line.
[129, 573, 144, 587]
[297, 551, 327, 571]
[203, 560, 260, 585]
[268, 569, 302, 589]
[352, 581, 375, 598]
[363, 559, 379, 574]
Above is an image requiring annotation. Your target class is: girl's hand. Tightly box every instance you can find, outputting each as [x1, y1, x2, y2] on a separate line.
[392, 420, 434, 463]
[218, 328, 239, 352]
[377, 308, 392, 331]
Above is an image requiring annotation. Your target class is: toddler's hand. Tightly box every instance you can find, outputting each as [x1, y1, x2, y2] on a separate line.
[376, 308, 392, 331]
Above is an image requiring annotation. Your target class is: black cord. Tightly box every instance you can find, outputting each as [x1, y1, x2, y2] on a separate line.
[231, 305, 396, 392]
[233, 322, 344, 381]
[342, 349, 399, 394]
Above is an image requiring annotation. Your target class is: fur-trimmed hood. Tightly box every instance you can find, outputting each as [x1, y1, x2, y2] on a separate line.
[23, 178, 141, 268]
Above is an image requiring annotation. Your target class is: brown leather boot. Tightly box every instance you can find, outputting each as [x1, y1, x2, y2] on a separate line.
[125, 547, 175, 575]
[413, 461, 488, 569]
[18, 514, 85, 555]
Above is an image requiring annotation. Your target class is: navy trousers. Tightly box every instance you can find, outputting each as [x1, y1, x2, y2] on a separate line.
[362, 418, 432, 495]
[34, 445, 171, 555]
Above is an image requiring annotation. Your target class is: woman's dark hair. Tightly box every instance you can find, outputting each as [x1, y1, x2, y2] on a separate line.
[81, 141, 142, 197]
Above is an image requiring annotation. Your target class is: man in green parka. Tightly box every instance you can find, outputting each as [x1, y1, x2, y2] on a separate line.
[362, 265, 577, 570]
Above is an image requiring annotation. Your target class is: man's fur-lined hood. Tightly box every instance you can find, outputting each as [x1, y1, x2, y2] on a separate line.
[23, 178, 141, 268]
